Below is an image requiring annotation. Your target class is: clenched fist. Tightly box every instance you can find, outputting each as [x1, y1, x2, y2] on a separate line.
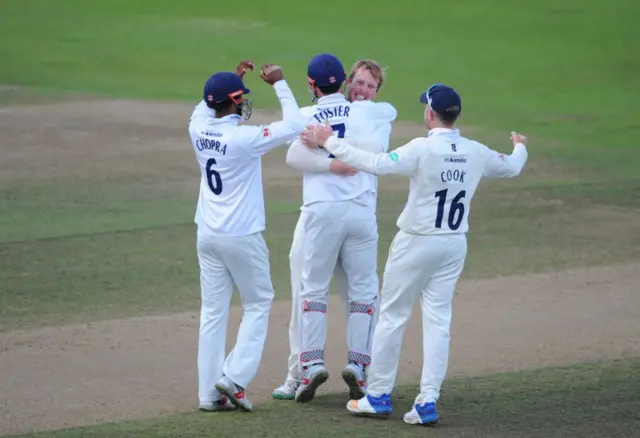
[235, 60, 255, 79]
[511, 131, 527, 145]
[260, 64, 284, 85]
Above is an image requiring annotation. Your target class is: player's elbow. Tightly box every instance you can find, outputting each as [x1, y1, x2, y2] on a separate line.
[505, 165, 524, 178]
[511, 159, 528, 176]
[285, 148, 301, 169]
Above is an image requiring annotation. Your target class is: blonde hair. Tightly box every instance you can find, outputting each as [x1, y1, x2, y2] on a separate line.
[348, 59, 386, 90]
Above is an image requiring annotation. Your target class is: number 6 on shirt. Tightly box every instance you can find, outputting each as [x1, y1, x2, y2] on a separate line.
[206, 158, 223, 195]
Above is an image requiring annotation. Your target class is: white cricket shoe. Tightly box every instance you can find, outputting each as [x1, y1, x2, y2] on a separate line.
[346, 393, 392, 417]
[214, 376, 253, 412]
[272, 379, 300, 400]
[341, 363, 367, 400]
[295, 364, 329, 403]
[199, 396, 236, 412]
[403, 401, 439, 425]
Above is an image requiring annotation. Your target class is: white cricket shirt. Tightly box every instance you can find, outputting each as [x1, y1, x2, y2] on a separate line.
[323, 127, 529, 235]
[295, 94, 397, 206]
[188, 80, 305, 237]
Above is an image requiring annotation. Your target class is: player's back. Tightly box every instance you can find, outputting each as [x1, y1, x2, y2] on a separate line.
[301, 95, 396, 206]
[396, 129, 495, 236]
[189, 102, 266, 238]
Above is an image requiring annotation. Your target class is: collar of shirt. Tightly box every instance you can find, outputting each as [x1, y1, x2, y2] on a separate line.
[428, 127, 460, 138]
[317, 93, 347, 106]
[207, 114, 242, 125]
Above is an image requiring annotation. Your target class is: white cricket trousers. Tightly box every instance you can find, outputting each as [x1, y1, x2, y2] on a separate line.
[196, 230, 274, 404]
[366, 230, 467, 403]
[298, 199, 379, 369]
[284, 210, 349, 382]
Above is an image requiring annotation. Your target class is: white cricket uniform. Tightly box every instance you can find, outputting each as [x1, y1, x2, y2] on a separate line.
[288, 94, 397, 371]
[188, 80, 305, 404]
[322, 127, 528, 403]
[283, 122, 392, 382]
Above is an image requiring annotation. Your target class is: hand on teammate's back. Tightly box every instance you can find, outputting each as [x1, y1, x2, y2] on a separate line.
[301, 120, 334, 148]
[260, 64, 284, 85]
[511, 131, 527, 145]
[330, 159, 358, 176]
[235, 60, 255, 78]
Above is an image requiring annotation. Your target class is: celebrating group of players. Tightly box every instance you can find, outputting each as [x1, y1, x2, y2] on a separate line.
[187, 53, 528, 425]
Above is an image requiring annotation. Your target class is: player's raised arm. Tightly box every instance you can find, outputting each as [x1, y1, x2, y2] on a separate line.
[302, 121, 421, 176]
[240, 64, 306, 157]
[482, 132, 529, 178]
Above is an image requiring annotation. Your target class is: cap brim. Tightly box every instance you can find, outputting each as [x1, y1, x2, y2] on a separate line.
[419, 92, 429, 104]
[243, 86, 251, 95]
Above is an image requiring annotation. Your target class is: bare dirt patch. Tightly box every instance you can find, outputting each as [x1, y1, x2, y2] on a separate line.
[1, 263, 639, 436]
[1, 95, 638, 436]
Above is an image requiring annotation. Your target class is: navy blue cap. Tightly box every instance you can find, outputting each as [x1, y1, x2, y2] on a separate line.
[203, 72, 250, 104]
[307, 54, 346, 87]
[420, 84, 462, 117]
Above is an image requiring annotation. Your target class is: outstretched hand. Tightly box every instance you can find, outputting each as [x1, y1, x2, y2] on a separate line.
[301, 120, 335, 148]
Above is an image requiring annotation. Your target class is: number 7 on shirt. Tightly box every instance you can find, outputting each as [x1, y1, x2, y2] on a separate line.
[328, 123, 346, 158]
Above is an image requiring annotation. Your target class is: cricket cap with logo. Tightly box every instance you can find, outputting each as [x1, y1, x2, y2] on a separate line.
[307, 53, 346, 87]
[203, 72, 251, 106]
[420, 84, 462, 118]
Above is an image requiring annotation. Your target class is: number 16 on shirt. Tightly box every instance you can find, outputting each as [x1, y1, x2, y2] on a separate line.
[434, 189, 466, 231]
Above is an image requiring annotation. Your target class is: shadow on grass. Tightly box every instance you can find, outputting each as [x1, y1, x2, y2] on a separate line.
[18, 358, 640, 438]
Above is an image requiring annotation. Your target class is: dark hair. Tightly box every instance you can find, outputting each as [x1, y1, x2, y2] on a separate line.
[317, 82, 342, 95]
[208, 100, 233, 112]
[436, 106, 460, 124]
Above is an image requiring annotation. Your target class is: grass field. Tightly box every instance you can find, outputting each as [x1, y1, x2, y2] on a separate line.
[13, 359, 640, 438]
[0, 0, 639, 436]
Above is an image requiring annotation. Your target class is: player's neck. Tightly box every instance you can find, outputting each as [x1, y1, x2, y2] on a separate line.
[429, 121, 455, 130]
[215, 109, 233, 119]
[316, 92, 345, 102]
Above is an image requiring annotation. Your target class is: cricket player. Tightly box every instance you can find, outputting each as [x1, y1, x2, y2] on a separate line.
[302, 84, 528, 424]
[189, 60, 306, 412]
[272, 60, 392, 401]
[289, 54, 397, 404]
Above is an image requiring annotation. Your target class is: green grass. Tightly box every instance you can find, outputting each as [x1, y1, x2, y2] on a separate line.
[1, 147, 638, 332]
[12, 358, 640, 438]
[1, 0, 639, 146]
[0, 0, 639, 331]
[0, 2, 639, 437]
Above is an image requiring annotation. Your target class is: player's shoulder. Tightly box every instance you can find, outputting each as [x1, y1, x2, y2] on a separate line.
[409, 136, 430, 146]
[459, 137, 490, 155]
[399, 136, 430, 151]
[350, 100, 397, 122]
[189, 100, 213, 126]
[191, 99, 209, 114]
[300, 104, 318, 118]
